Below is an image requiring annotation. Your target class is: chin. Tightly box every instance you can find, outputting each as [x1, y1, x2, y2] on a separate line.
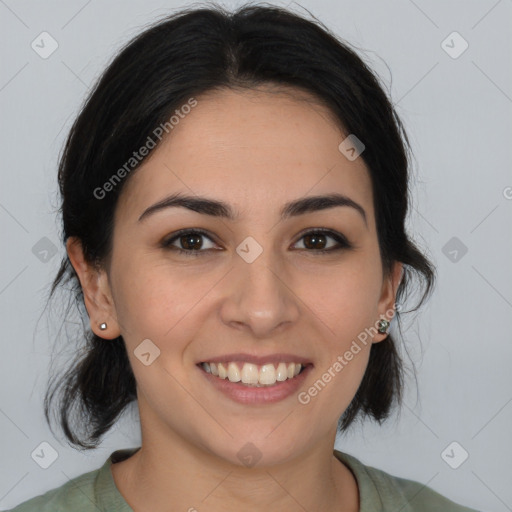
[204, 429, 309, 469]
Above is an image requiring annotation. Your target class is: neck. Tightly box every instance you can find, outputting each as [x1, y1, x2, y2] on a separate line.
[111, 403, 359, 512]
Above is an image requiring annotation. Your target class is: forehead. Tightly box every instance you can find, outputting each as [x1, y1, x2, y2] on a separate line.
[116, 86, 374, 224]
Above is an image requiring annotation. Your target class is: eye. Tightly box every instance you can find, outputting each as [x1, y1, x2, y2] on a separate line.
[161, 228, 352, 257]
[161, 228, 218, 256]
[292, 229, 352, 254]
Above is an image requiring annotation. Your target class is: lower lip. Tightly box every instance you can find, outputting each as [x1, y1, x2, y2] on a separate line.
[198, 364, 312, 405]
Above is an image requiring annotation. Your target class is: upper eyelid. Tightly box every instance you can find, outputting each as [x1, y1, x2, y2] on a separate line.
[163, 228, 349, 248]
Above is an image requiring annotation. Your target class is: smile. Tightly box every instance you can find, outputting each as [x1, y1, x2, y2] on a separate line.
[200, 361, 306, 387]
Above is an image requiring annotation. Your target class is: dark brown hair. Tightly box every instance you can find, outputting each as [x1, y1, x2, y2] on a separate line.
[44, 2, 435, 449]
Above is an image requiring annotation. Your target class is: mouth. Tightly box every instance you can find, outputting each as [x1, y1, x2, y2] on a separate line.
[198, 360, 309, 387]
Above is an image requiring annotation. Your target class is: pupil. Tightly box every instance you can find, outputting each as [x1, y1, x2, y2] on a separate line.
[182, 234, 202, 250]
[304, 233, 326, 250]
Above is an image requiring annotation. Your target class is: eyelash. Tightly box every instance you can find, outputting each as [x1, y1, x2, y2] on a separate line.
[161, 228, 352, 257]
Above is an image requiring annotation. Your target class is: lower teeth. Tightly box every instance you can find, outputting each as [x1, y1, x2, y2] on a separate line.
[239, 382, 277, 387]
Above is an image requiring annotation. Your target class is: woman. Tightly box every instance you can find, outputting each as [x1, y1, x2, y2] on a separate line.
[8, 3, 478, 511]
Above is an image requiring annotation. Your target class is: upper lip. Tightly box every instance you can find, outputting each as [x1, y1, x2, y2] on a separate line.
[198, 353, 312, 366]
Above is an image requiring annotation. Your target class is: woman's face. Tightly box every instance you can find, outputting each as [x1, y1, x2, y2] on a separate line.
[78, 86, 401, 466]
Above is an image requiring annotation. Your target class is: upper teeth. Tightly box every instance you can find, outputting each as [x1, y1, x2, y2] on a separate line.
[201, 362, 303, 386]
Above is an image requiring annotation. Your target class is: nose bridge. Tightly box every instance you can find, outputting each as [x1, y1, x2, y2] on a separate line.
[221, 239, 299, 336]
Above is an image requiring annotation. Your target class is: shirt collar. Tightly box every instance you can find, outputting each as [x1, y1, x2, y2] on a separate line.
[95, 446, 395, 512]
[95, 447, 141, 511]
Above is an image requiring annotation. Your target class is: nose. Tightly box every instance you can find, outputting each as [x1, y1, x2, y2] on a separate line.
[219, 248, 300, 338]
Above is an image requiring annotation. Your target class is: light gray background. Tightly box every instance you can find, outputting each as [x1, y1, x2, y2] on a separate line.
[1, 0, 511, 510]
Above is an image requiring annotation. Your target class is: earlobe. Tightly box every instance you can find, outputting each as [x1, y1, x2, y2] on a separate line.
[373, 261, 403, 343]
[66, 237, 121, 339]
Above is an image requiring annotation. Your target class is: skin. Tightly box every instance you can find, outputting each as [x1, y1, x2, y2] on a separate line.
[67, 85, 402, 512]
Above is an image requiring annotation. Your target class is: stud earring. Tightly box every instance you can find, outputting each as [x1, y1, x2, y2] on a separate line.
[99, 322, 108, 331]
[377, 319, 390, 334]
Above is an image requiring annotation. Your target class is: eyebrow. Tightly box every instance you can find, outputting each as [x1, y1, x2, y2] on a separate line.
[138, 192, 367, 226]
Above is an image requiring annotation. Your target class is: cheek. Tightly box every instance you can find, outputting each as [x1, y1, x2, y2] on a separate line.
[297, 343, 372, 429]
[110, 233, 382, 349]
[295, 257, 380, 411]
[302, 259, 382, 338]
[111, 256, 219, 345]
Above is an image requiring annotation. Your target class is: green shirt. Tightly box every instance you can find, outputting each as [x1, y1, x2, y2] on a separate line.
[7, 447, 479, 511]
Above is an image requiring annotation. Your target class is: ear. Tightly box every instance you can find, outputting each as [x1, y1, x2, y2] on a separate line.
[373, 261, 403, 343]
[66, 237, 121, 339]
